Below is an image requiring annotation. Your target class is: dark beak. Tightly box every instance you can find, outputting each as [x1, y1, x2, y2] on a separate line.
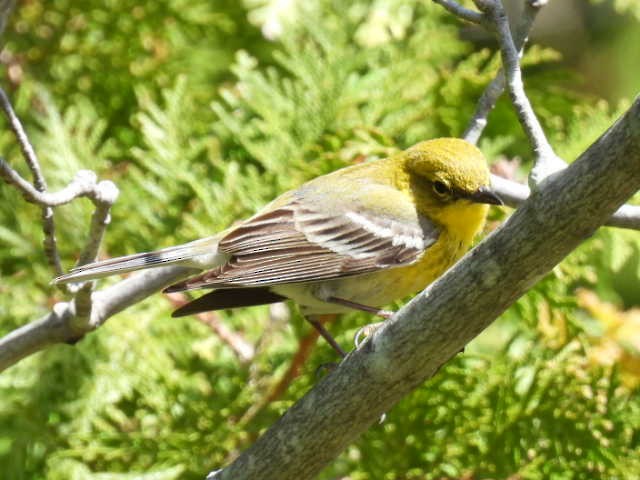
[462, 186, 503, 206]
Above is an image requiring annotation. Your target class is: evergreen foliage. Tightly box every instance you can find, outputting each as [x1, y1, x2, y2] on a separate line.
[1, 1, 639, 479]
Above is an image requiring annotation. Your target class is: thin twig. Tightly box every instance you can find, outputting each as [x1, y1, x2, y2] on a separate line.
[472, 0, 565, 184]
[440, 0, 564, 182]
[0, 89, 46, 189]
[463, 74, 505, 145]
[40, 206, 63, 275]
[604, 204, 640, 230]
[75, 180, 119, 266]
[0, 87, 119, 322]
[0, 163, 105, 206]
[0, 156, 119, 283]
[463, 0, 547, 144]
[0, 87, 64, 274]
[0, 86, 119, 282]
[490, 173, 531, 206]
[432, 0, 484, 24]
[452, 0, 640, 229]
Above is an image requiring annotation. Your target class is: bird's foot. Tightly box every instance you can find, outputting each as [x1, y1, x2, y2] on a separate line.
[354, 321, 385, 348]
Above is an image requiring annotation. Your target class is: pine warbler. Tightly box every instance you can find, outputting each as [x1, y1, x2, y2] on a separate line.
[56, 138, 501, 354]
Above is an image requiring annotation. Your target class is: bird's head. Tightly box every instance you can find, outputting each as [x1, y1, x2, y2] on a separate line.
[404, 138, 502, 240]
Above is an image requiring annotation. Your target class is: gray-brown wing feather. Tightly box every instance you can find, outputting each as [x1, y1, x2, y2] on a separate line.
[167, 198, 439, 292]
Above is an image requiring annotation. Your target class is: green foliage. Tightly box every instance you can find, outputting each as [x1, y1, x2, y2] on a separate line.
[3, 0, 267, 145]
[1, 1, 639, 479]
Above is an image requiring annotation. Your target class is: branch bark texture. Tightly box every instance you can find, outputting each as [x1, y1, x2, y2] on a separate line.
[0, 266, 195, 370]
[210, 98, 640, 480]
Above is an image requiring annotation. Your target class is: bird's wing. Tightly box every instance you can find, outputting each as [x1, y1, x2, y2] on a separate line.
[166, 184, 440, 291]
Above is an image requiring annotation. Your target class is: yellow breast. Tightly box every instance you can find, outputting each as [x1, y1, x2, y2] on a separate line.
[340, 229, 468, 306]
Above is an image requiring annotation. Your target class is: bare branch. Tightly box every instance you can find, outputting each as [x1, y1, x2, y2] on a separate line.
[440, 0, 564, 183]
[432, 0, 484, 24]
[74, 180, 119, 267]
[490, 173, 531, 205]
[0, 86, 67, 275]
[0, 161, 119, 291]
[463, 74, 505, 145]
[472, 0, 565, 183]
[491, 173, 640, 230]
[0, 86, 119, 298]
[0, 164, 112, 206]
[463, 0, 546, 144]
[458, 0, 640, 231]
[0, 88, 46, 189]
[604, 204, 640, 230]
[0, 265, 196, 371]
[1, 87, 61, 274]
[0, 302, 82, 369]
[209, 95, 640, 480]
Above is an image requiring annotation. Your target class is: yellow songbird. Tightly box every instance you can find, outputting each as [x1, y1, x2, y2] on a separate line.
[55, 138, 501, 355]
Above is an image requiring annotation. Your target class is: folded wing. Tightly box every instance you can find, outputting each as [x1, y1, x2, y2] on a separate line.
[166, 188, 439, 292]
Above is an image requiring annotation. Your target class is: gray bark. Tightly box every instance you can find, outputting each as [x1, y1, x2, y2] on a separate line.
[0, 266, 195, 370]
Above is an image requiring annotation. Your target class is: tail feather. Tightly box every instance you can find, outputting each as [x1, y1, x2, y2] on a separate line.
[54, 236, 222, 284]
[171, 288, 287, 317]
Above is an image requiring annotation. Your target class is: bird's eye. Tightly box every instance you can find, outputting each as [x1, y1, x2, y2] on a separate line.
[432, 180, 450, 197]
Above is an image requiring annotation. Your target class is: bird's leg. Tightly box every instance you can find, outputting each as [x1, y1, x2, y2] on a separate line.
[324, 296, 394, 349]
[305, 315, 347, 358]
[326, 296, 394, 318]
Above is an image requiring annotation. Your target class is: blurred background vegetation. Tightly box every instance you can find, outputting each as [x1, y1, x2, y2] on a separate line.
[1, 0, 639, 479]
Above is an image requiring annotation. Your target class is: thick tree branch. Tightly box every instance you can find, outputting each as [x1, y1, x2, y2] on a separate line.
[209, 96, 640, 480]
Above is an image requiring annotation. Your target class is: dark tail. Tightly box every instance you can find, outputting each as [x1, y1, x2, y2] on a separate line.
[171, 287, 287, 317]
